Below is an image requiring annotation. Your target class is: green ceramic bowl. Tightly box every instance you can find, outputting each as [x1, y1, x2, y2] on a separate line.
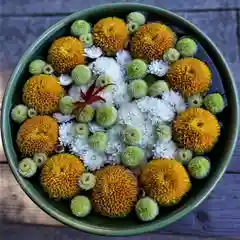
[1, 3, 239, 236]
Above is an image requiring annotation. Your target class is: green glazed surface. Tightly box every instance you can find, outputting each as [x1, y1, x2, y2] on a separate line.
[1, 3, 239, 236]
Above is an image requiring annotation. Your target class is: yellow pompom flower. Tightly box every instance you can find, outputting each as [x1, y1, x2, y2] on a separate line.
[140, 159, 191, 206]
[131, 23, 175, 62]
[16, 116, 58, 157]
[93, 17, 129, 55]
[40, 153, 84, 199]
[47, 36, 85, 73]
[173, 108, 220, 154]
[166, 58, 211, 97]
[22, 74, 65, 115]
[92, 165, 138, 218]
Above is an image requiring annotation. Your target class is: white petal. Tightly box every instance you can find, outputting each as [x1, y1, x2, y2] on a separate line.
[58, 74, 73, 86]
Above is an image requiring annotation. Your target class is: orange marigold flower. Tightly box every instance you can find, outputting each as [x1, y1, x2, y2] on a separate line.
[173, 108, 220, 154]
[16, 116, 58, 157]
[92, 165, 138, 218]
[140, 159, 191, 206]
[93, 17, 129, 55]
[166, 58, 211, 97]
[40, 153, 84, 199]
[22, 74, 65, 115]
[131, 23, 175, 62]
[47, 36, 85, 73]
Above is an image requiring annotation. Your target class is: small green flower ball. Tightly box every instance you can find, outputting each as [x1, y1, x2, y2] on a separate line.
[33, 152, 48, 168]
[28, 108, 37, 118]
[176, 37, 198, 57]
[18, 158, 37, 178]
[127, 12, 146, 25]
[96, 105, 117, 128]
[148, 80, 169, 97]
[74, 123, 89, 138]
[203, 93, 225, 114]
[43, 64, 54, 75]
[156, 124, 172, 142]
[88, 132, 108, 152]
[70, 20, 91, 37]
[121, 127, 141, 145]
[96, 74, 113, 91]
[163, 48, 180, 63]
[188, 156, 210, 179]
[135, 197, 159, 222]
[121, 146, 144, 168]
[76, 105, 95, 123]
[11, 104, 28, 124]
[127, 22, 140, 34]
[80, 33, 93, 47]
[176, 148, 193, 165]
[127, 59, 147, 79]
[71, 65, 92, 85]
[59, 96, 74, 115]
[78, 172, 96, 191]
[70, 195, 92, 217]
[128, 79, 148, 99]
[29, 59, 46, 75]
[188, 94, 203, 108]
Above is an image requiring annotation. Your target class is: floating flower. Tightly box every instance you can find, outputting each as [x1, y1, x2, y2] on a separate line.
[162, 90, 186, 114]
[140, 159, 191, 206]
[28, 108, 37, 118]
[163, 48, 180, 63]
[18, 158, 37, 178]
[11, 104, 28, 124]
[92, 165, 138, 217]
[47, 36, 85, 73]
[71, 65, 92, 86]
[203, 93, 225, 114]
[88, 132, 108, 152]
[127, 22, 140, 34]
[166, 58, 211, 97]
[29, 59, 46, 75]
[59, 96, 74, 115]
[74, 123, 89, 138]
[70, 195, 92, 217]
[188, 156, 210, 179]
[33, 152, 48, 168]
[53, 112, 75, 123]
[128, 79, 148, 99]
[80, 33, 93, 47]
[58, 74, 73, 86]
[96, 105, 117, 128]
[173, 108, 220, 154]
[135, 96, 175, 124]
[147, 60, 169, 77]
[16, 116, 58, 157]
[78, 173, 96, 191]
[126, 59, 147, 79]
[176, 148, 193, 165]
[121, 146, 144, 168]
[187, 94, 203, 108]
[43, 64, 54, 75]
[176, 37, 198, 57]
[40, 153, 84, 199]
[70, 20, 91, 37]
[22, 74, 65, 115]
[127, 12, 146, 25]
[155, 124, 172, 142]
[58, 122, 75, 146]
[84, 46, 103, 59]
[131, 23, 175, 62]
[121, 126, 141, 145]
[152, 140, 177, 159]
[135, 197, 159, 222]
[93, 17, 128, 55]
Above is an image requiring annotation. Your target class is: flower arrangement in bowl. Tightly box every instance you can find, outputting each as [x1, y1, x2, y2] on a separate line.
[1, 3, 239, 236]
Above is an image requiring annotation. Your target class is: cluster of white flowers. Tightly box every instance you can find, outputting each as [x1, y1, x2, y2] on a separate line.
[56, 48, 190, 171]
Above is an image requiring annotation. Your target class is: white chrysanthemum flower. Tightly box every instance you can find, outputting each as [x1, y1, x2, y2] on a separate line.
[116, 50, 132, 66]
[112, 83, 130, 107]
[88, 122, 105, 133]
[152, 140, 178, 159]
[58, 74, 73, 86]
[84, 46, 103, 59]
[105, 125, 125, 155]
[58, 122, 75, 146]
[105, 153, 121, 165]
[162, 90, 187, 114]
[139, 118, 156, 149]
[118, 102, 145, 127]
[53, 113, 75, 123]
[135, 96, 175, 124]
[70, 137, 106, 171]
[148, 60, 169, 77]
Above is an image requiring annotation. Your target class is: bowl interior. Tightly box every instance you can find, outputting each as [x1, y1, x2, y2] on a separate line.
[2, 3, 239, 236]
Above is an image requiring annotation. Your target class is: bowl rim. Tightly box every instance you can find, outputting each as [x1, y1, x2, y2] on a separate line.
[1, 2, 240, 236]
